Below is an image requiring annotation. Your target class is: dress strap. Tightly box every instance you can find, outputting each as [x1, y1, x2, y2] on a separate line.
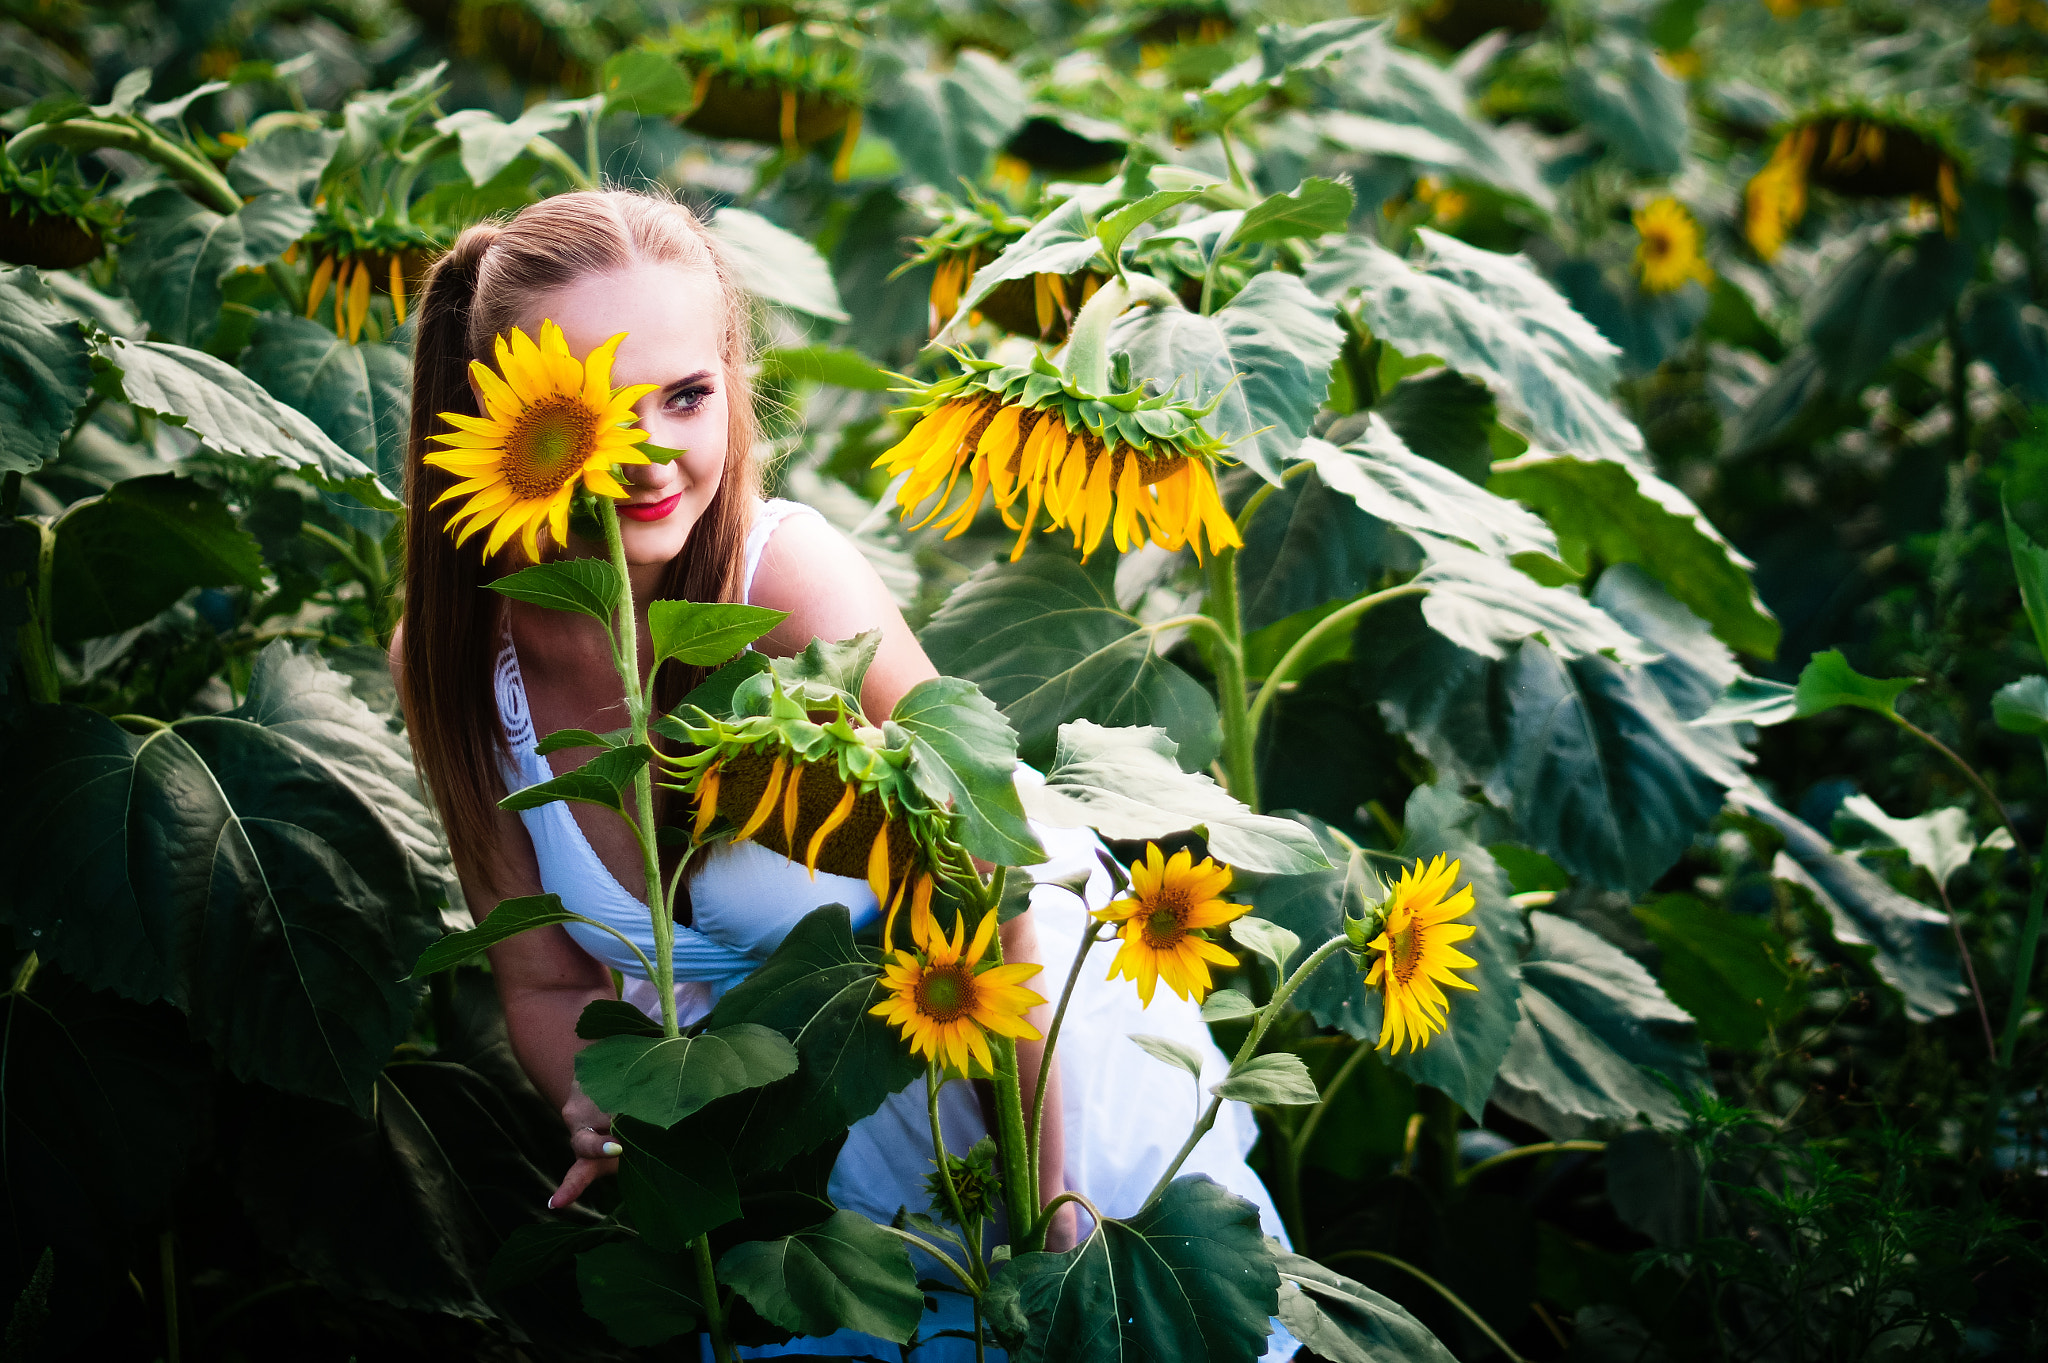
[742, 498, 824, 605]
[493, 622, 536, 751]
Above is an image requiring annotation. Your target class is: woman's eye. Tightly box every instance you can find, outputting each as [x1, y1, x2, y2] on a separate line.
[666, 386, 711, 414]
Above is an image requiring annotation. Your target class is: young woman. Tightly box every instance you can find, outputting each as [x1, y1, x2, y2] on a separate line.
[393, 189, 1292, 1360]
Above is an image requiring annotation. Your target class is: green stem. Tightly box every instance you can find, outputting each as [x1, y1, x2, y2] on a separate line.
[2000, 786, 2048, 1070]
[529, 134, 596, 189]
[1233, 461, 1313, 541]
[1456, 1139, 1607, 1186]
[300, 521, 380, 587]
[926, 1065, 980, 1278]
[8, 116, 238, 212]
[1321, 1250, 1530, 1363]
[1935, 879, 1998, 1060]
[1247, 584, 1428, 740]
[875, 1224, 976, 1293]
[16, 520, 57, 705]
[1888, 713, 2028, 862]
[1028, 918, 1105, 1227]
[1057, 273, 1179, 393]
[1203, 548, 1256, 809]
[693, 1233, 734, 1363]
[583, 108, 603, 184]
[989, 1030, 1036, 1243]
[160, 1230, 181, 1363]
[1023, 1190, 1104, 1251]
[1141, 936, 1351, 1206]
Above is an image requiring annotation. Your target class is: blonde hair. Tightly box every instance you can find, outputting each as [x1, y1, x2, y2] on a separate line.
[398, 189, 760, 894]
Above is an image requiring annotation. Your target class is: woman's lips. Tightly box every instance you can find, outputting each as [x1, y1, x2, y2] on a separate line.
[617, 492, 682, 523]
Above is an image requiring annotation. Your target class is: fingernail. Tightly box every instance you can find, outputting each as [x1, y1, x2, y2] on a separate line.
[547, 1195, 558, 1209]
[602, 1141, 623, 1157]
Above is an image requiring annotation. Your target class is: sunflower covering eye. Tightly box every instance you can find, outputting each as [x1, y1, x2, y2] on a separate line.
[1350, 854, 1479, 1054]
[873, 350, 1241, 562]
[662, 671, 958, 945]
[426, 320, 657, 560]
[1092, 843, 1250, 1006]
[870, 905, 1045, 1074]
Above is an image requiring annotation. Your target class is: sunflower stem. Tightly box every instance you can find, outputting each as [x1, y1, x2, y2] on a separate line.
[1202, 548, 1258, 810]
[692, 1233, 735, 1363]
[926, 1065, 983, 1285]
[1028, 918, 1104, 1210]
[1056, 273, 1179, 394]
[1246, 584, 1429, 742]
[1139, 935, 1352, 1207]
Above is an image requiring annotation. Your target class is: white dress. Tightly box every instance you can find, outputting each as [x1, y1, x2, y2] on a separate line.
[495, 497, 1297, 1361]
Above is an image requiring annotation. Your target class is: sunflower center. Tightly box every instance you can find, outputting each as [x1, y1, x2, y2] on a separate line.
[1140, 894, 1189, 949]
[915, 962, 977, 1023]
[504, 396, 600, 499]
[1387, 920, 1423, 985]
[1645, 229, 1673, 260]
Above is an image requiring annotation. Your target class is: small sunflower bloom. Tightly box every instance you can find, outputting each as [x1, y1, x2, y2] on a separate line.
[872, 907, 1045, 1074]
[1093, 843, 1249, 1007]
[1361, 855, 1479, 1055]
[426, 321, 656, 560]
[873, 352, 1241, 563]
[1633, 198, 1714, 294]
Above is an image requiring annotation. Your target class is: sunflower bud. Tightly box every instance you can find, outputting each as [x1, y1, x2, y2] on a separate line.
[925, 1136, 1003, 1227]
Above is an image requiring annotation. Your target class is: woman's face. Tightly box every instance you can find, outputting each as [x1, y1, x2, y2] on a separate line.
[513, 261, 731, 566]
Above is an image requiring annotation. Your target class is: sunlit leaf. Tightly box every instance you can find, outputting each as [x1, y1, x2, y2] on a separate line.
[0, 266, 93, 476]
[718, 1210, 923, 1343]
[891, 676, 1044, 866]
[574, 1023, 800, 1128]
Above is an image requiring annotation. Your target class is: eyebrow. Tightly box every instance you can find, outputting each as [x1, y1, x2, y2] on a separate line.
[663, 370, 716, 393]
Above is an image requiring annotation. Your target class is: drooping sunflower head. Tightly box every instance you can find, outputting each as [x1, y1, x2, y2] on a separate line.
[1745, 124, 1815, 261]
[873, 350, 1241, 563]
[902, 193, 1107, 340]
[662, 669, 957, 943]
[426, 320, 657, 561]
[1091, 842, 1248, 1007]
[300, 205, 442, 341]
[870, 904, 1045, 1074]
[1357, 853, 1478, 1055]
[1632, 197, 1714, 295]
[1747, 111, 1963, 260]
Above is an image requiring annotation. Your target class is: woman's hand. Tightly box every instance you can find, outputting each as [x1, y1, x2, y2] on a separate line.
[549, 1083, 622, 1209]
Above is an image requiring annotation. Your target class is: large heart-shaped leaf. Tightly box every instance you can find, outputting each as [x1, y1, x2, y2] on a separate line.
[989, 1175, 1279, 1363]
[718, 1210, 924, 1344]
[1273, 1250, 1459, 1363]
[116, 186, 312, 345]
[240, 313, 411, 497]
[890, 676, 1043, 866]
[711, 207, 849, 323]
[577, 1240, 702, 1346]
[1022, 720, 1327, 873]
[920, 550, 1220, 772]
[574, 1023, 799, 1128]
[1564, 34, 1689, 175]
[1300, 427, 1558, 562]
[226, 125, 343, 201]
[1491, 913, 1707, 1138]
[0, 266, 93, 476]
[435, 102, 578, 185]
[49, 473, 265, 642]
[615, 1114, 742, 1251]
[1412, 536, 1655, 664]
[1335, 37, 1555, 209]
[866, 46, 1028, 193]
[0, 676, 441, 1112]
[93, 332, 392, 507]
[698, 906, 926, 1173]
[1110, 271, 1343, 482]
[1633, 894, 1805, 1051]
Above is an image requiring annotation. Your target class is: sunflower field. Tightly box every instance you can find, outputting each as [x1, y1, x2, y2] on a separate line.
[5, 0, 2048, 1359]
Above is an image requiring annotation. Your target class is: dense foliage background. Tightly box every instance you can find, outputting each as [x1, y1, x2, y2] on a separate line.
[4, 0, 2047, 1359]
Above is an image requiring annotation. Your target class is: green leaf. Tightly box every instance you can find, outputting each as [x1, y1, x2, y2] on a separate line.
[1565, 34, 1689, 175]
[487, 558, 623, 626]
[770, 628, 880, 702]
[226, 125, 343, 201]
[991, 1176, 1279, 1363]
[615, 1114, 742, 1251]
[1229, 915, 1301, 978]
[534, 726, 628, 755]
[93, 332, 393, 507]
[890, 676, 1044, 866]
[487, 1222, 627, 1294]
[1693, 676, 1798, 728]
[1994, 675, 2048, 735]
[1632, 894, 1804, 1052]
[1200, 988, 1259, 1022]
[1022, 720, 1328, 873]
[240, 1058, 596, 1317]
[1805, 230, 1973, 400]
[1214, 1052, 1319, 1106]
[0, 266, 93, 476]
[866, 47, 1027, 193]
[1492, 912, 1707, 1138]
[498, 744, 654, 817]
[1372, 367, 1497, 482]
[711, 207, 849, 323]
[577, 1240, 701, 1346]
[1306, 232, 1645, 470]
[1273, 1251, 1460, 1363]
[49, 473, 264, 642]
[575, 1023, 800, 1128]
[0, 687, 440, 1111]
[673, 652, 773, 721]
[1237, 460, 1419, 635]
[1222, 16, 1389, 90]
[1490, 452, 1780, 660]
[759, 345, 894, 391]
[1129, 1032, 1208, 1088]
[1236, 176, 1356, 244]
[1110, 271, 1343, 482]
[1837, 794, 1979, 891]
[1738, 790, 1965, 1022]
[117, 186, 312, 344]
[2007, 489, 2048, 665]
[1096, 184, 1218, 262]
[1302, 427, 1558, 562]
[699, 907, 927, 1173]
[945, 187, 1117, 333]
[647, 600, 788, 669]
[1792, 649, 1917, 720]
[920, 550, 1221, 772]
[435, 102, 577, 185]
[1413, 536, 1657, 664]
[600, 47, 699, 115]
[1338, 36, 1555, 209]
[719, 1210, 923, 1343]
[409, 894, 582, 979]
[240, 313, 411, 498]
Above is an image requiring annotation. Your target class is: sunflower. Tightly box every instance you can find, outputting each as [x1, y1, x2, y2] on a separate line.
[663, 668, 957, 945]
[1092, 843, 1249, 1007]
[873, 350, 1240, 562]
[1746, 126, 1814, 261]
[426, 321, 656, 560]
[1360, 854, 1478, 1054]
[871, 906, 1045, 1074]
[1633, 197, 1714, 294]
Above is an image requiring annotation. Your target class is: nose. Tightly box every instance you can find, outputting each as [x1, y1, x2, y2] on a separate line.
[619, 459, 666, 488]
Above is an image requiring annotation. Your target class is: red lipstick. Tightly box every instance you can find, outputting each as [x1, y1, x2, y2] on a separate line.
[617, 492, 682, 523]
